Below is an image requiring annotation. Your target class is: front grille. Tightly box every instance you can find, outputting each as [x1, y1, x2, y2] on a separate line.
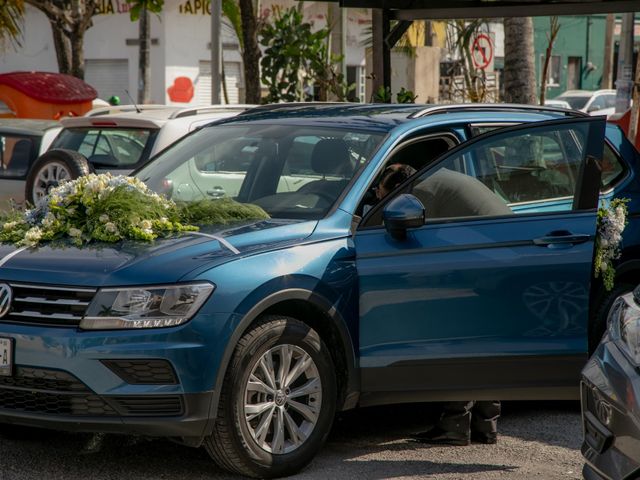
[102, 360, 179, 385]
[0, 367, 184, 418]
[0, 367, 116, 416]
[110, 396, 184, 416]
[0, 367, 87, 392]
[3, 283, 96, 327]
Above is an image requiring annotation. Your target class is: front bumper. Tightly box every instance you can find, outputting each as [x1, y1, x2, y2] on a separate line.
[581, 340, 640, 480]
[0, 312, 237, 441]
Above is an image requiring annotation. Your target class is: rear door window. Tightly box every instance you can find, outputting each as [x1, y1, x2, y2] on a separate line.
[0, 134, 35, 178]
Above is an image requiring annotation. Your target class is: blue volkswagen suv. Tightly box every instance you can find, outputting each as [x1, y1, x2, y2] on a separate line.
[0, 104, 638, 478]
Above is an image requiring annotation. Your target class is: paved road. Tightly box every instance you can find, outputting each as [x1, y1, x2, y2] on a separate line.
[0, 401, 584, 480]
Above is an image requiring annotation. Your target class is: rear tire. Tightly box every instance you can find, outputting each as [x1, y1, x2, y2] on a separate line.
[204, 315, 336, 478]
[25, 149, 93, 205]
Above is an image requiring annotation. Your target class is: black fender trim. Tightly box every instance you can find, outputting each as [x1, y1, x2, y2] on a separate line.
[203, 288, 360, 436]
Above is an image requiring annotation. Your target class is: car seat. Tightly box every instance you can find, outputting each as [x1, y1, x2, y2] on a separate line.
[297, 138, 353, 200]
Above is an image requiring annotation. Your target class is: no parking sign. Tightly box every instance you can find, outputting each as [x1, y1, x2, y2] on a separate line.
[471, 33, 494, 71]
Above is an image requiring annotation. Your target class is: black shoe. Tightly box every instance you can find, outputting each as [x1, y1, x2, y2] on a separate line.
[471, 432, 497, 444]
[410, 427, 470, 446]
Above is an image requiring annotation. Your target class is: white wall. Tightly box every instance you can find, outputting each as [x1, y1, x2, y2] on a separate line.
[163, 0, 241, 105]
[0, 5, 58, 73]
[85, 8, 165, 103]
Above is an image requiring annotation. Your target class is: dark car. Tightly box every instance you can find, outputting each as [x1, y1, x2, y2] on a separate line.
[0, 103, 637, 478]
[581, 287, 640, 480]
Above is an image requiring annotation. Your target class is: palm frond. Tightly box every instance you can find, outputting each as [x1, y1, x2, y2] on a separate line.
[222, 0, 243, 51]
[0, 0, 25, 50]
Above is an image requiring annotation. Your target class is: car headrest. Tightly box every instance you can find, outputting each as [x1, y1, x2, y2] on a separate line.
[310, 139, 351, 176]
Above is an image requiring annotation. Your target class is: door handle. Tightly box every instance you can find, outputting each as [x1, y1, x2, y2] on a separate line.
[206, 187, 226, 198]
[533, 231, 591, 247]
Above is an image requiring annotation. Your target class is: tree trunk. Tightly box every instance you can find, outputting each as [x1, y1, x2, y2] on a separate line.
[70, 26, 85, 79]
[25, 0, 96, 79]
[602, 14, 615, 89]
[238, 0, 261, 104]
[51, 22, 72, 74]
[539, 17, 560, 105]
[138, 5, 151, 104]
[503, 17, 537, 104]
[221, 54, 230, 104]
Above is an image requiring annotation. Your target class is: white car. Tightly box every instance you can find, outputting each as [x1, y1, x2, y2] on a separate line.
[8, 104, 254, 206]
[543, 99, 572, 110]
[552, 89, 617, 117]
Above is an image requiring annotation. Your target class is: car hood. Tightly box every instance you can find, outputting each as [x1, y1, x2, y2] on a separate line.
[0, 219, 316, 287]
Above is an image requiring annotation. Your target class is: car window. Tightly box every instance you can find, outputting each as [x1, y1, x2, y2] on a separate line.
[0, 134, 34, 178]
[604, 94, 616, 109]
[52, 128, 156, 167]
[363, 122, 593, 227]
[588, 95, 607, 112]
[357, 135, 457, 216]
[77, 133, 98, 158]
[601, 143, 625, 191]
[137, 125, 385, 220]
[471, 123, 621, 192]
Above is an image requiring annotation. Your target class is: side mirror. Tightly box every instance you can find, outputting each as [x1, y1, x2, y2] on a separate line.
[383, 193, 425, 240]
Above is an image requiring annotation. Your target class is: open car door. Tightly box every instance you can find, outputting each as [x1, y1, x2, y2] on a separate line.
[355, 117, 606, 403]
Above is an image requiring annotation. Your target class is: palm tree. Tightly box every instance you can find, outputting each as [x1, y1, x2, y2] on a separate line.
[126, 0, 164, 104]
[503, 17, 537, 104]
[0, 0, 24, 51]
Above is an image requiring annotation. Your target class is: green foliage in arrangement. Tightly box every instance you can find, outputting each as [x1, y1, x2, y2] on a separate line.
[177, 198, 270, 226]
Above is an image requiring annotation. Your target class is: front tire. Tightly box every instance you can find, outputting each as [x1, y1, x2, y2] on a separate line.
[205, 315, 336, 478]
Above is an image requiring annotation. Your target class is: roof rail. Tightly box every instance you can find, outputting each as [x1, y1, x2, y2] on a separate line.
[86, 104, 179, 117]
[170, 104, 257, 119]
[409, 103, 590, 119]
[239, 102, 360, 115]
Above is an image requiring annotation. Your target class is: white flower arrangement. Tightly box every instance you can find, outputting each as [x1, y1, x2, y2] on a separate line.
[0, 173, 269, 248]
[0, 173, 195, 248]
[594, 198, 629, 291]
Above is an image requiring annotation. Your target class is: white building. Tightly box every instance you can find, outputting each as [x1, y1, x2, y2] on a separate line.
[0, 1, 372, 105]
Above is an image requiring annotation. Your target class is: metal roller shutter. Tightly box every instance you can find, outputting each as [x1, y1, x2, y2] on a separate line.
[85, 59, 129, 102]
[196, 60, 241, 105]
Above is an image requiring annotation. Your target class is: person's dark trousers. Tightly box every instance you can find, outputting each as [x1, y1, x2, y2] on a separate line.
[437, 400, 501, 439]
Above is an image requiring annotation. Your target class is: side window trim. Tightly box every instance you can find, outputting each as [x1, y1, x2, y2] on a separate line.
[468, 122, 519, 137]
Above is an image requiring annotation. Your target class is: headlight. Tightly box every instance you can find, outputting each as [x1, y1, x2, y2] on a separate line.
[608, 289, 640, 365]
[80, 283, 215, 330]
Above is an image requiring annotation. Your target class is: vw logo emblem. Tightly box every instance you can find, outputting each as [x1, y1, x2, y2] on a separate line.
[0, 283, 12, 318]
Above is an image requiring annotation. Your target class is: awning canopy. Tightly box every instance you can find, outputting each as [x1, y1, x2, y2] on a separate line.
[335, 0, 638, 19]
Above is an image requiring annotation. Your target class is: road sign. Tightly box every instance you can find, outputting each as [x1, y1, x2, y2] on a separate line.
[471, 33, 494, 71]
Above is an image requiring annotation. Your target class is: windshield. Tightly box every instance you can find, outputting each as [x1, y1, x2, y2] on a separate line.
[555, 95, 589, 110]
[136, 124, 385, 220]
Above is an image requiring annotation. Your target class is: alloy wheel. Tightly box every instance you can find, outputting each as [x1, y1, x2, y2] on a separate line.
[33, 161, 71, 200]
[243, 344, 322, 455]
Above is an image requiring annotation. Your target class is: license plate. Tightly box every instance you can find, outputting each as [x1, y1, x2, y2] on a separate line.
[0, 337, 13, 377]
